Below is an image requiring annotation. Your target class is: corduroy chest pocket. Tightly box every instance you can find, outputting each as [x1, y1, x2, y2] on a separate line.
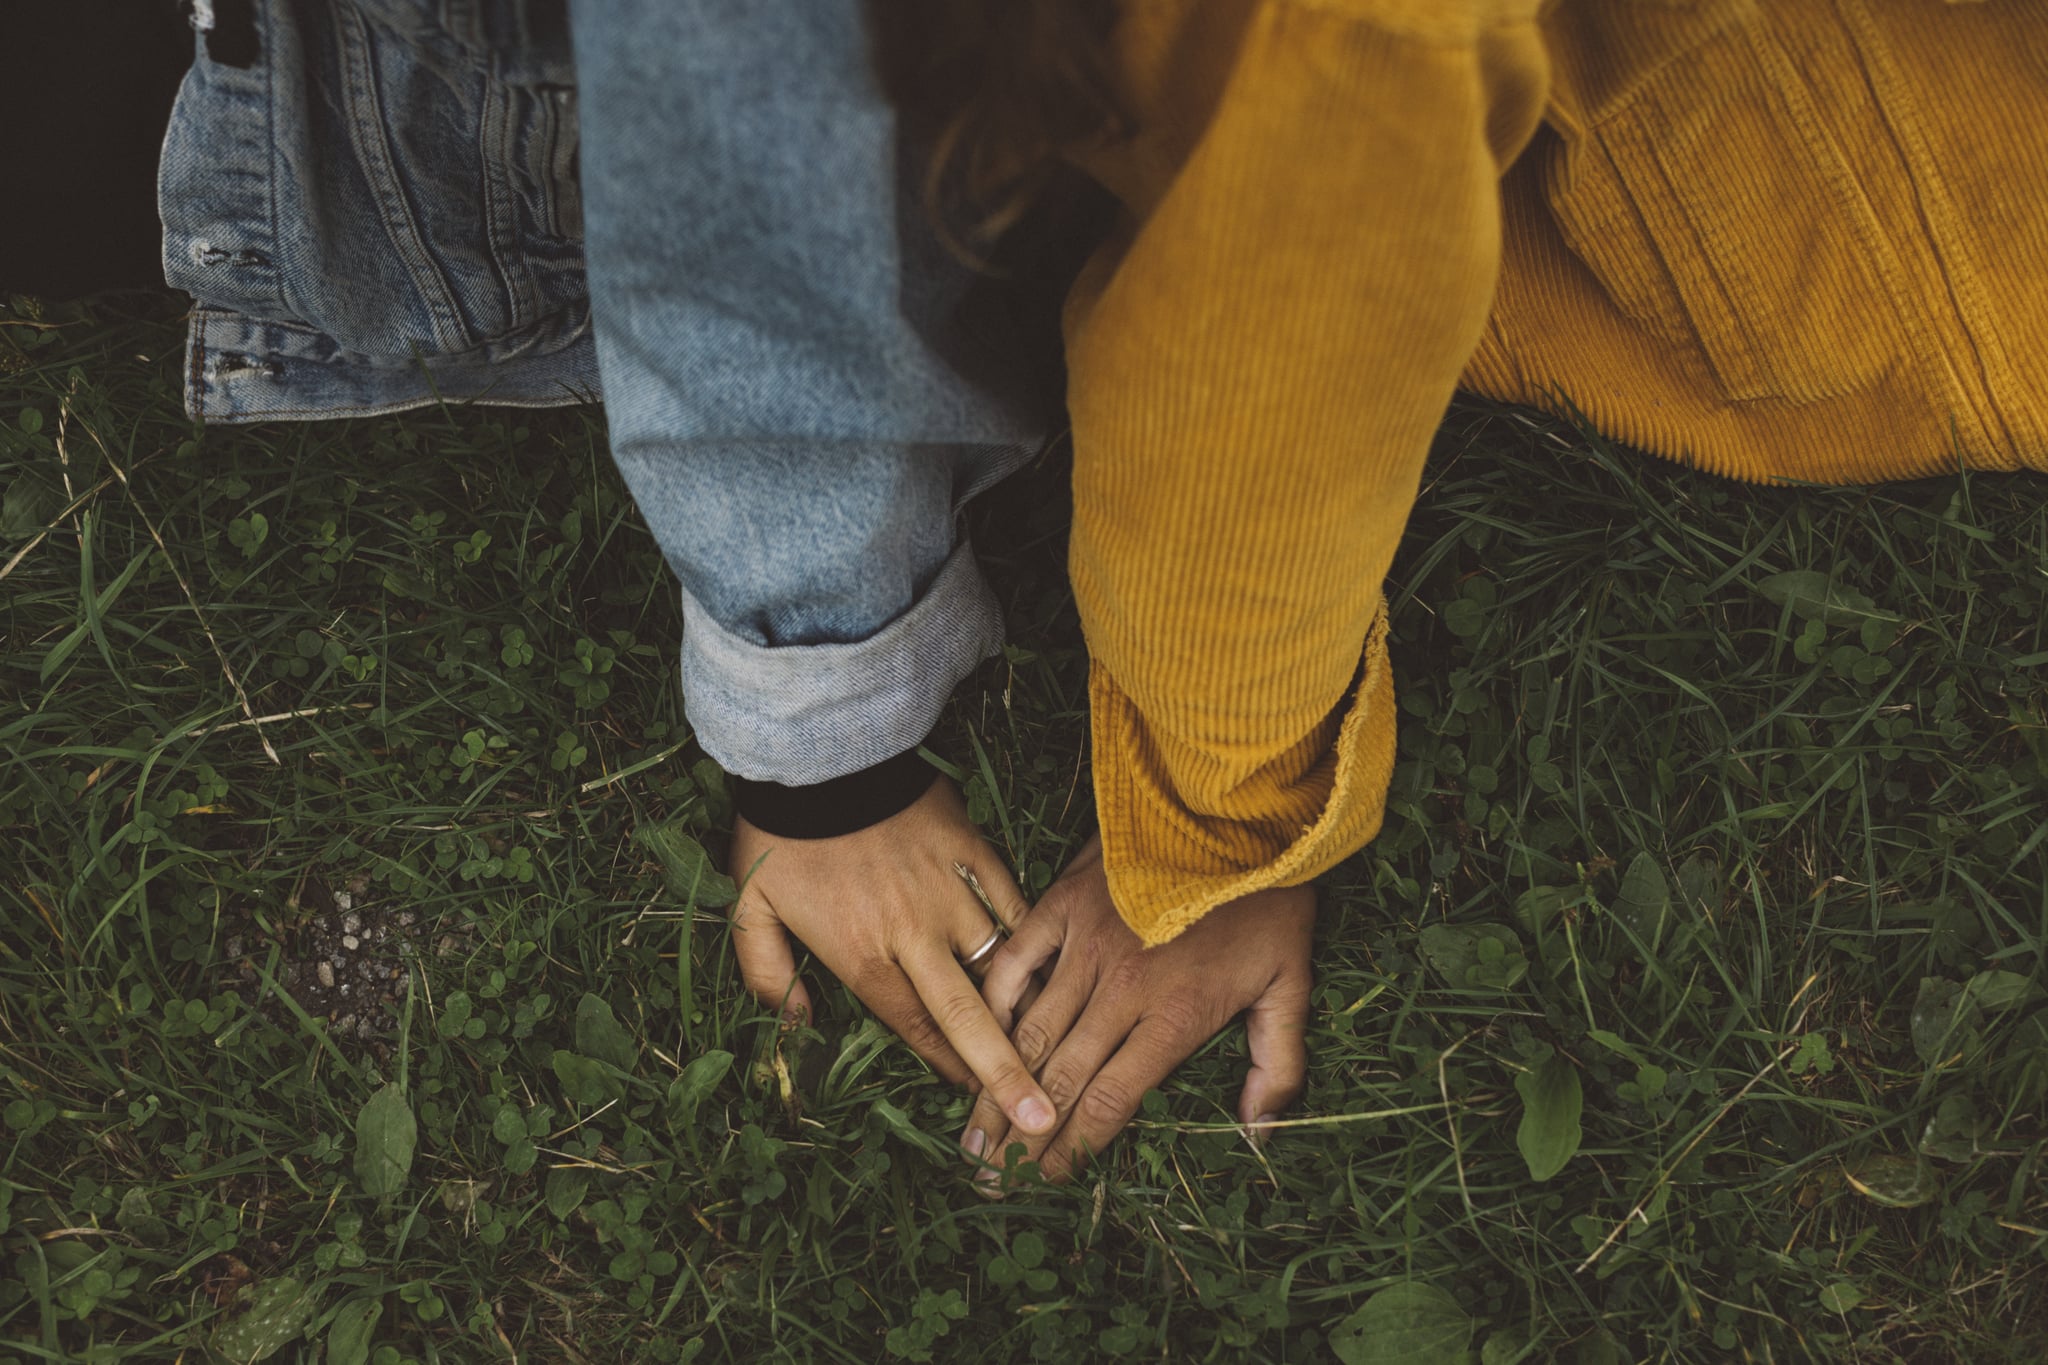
[1540, 0, 1907, 404]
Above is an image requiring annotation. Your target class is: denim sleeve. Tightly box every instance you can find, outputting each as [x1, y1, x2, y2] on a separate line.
[569, 0, 1048, 784]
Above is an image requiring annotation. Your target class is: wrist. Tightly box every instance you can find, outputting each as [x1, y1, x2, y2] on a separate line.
[731, 746, 941, 839]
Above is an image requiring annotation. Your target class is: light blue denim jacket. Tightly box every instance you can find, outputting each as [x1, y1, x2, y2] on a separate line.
[163, 0, 599, 422]
[164, 0, 1051, 783]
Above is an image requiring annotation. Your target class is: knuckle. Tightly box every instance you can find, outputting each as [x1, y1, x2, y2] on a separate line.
[931, 988, 989, 1037]
[1040, 1065, 1088, 1112]
[842, 961, 888, 998]
[1077, 1080, 1136, 1129]
[1105, 956, 1150, 997]
[1275, 949, 1315, 992]
[1011, 1020, 1054, 1071]
[1273, 982, 1314, 1023]
[896, 1011, 948, 1056]
[982, 1062, 1031, 1099]
[733, 959, 783, 997]
[1148, 992, 1208, 1039]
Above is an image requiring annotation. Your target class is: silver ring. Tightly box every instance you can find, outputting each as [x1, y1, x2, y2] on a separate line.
[959, 926, 1004, 969]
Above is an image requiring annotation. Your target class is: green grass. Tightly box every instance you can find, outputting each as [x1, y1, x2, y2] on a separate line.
[2, 292, 2044, 1364]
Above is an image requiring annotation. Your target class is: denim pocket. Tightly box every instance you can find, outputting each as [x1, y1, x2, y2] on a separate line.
[316, 0, 584, 351]
[535, 82, 582, 242]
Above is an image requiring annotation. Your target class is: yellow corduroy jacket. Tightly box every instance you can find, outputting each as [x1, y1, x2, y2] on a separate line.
[1065, 0, 2048, 944]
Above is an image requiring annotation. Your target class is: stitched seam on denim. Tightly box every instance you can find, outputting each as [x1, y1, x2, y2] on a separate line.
[480, 73, 536, 331]
[262, 0, 285, 321]
[192, 306, 599, 366]
[542, 86, 581, 241]
[188, 307, 599, 420]
[187, 311, 209, 420]
[208, 392, 592, 420]
[333, 3, 471, 352]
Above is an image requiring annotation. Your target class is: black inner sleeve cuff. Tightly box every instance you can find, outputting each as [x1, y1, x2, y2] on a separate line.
[731, 748, 941, 840]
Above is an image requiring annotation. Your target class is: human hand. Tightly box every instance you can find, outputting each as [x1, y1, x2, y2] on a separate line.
[961, 837, 1314, 1185]
[727, 777, 1059, 1140]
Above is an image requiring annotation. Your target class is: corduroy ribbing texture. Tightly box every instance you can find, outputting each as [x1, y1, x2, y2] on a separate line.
[1468, 0, 2048, 484]
[1064, 0, 1549, 944]
[1063, 0, 2046, 946]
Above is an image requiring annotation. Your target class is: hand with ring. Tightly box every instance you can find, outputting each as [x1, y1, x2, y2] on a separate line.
[958, 916, 1005, 973]
[726, 776, 1059, 1140]
[961, 837, 1315, 1186]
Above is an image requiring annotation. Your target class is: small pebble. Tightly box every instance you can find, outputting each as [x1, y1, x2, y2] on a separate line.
[316, 961, 335, 988]
[335, 890, 354, 912]
[342, 913, 361, 935]
[342, 934, 360, 950]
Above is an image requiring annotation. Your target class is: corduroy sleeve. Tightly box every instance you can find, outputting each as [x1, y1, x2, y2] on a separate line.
[1062, 0, 1550, 944]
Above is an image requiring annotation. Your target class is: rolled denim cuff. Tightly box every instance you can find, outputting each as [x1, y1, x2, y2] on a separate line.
[679, 540, 1002, 783]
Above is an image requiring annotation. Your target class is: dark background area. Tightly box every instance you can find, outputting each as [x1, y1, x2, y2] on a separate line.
[2, 1, 191, 298]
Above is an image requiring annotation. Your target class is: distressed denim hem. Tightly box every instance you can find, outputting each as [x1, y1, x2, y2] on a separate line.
[184, 307, 603, 423]
[681, 540, 1003, 784]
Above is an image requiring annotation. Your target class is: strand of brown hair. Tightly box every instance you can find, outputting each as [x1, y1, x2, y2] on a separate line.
[866, 0, 1129, 264]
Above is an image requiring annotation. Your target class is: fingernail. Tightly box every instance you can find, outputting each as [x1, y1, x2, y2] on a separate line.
[963, 1128, 987, 1160]
[974, 1163, 1004, 1198]
[1016, 1097, 1054, 1133]
[1249, 1113, 1280, 1151]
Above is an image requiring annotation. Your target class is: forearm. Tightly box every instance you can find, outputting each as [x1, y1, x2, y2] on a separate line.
[570, 0, 1051, 786]
[1066, 0, 1551, 942]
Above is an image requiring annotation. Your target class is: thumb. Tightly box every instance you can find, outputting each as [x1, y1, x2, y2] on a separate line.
[1237, 976, 1309, 1140]
[730, 896, 813, 1025]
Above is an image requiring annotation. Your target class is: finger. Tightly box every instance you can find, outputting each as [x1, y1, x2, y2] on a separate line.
[1237, 974, 1311, 1143]
[1007, 945, 1097, 1075]
[960, 1087, 1009, 1179]
[728, 895, 813, 1025]
[904, 945, 1058, 1136]
[947, 868, 1012, 982]
[978, 988, 1139, 1192]
[957, 921, 1007, 982]
[1044, 1013, 1207, 1182]
[958, 968, 1057, 1178]
[979, 898, 1066, 1032]
[958, 958, 1073, 1188]
[846, 961, 972, 1086]
[955, 967, 1055, 1177]
[958, 964, 1072, 1180]
[961, 854, 1032, 933]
